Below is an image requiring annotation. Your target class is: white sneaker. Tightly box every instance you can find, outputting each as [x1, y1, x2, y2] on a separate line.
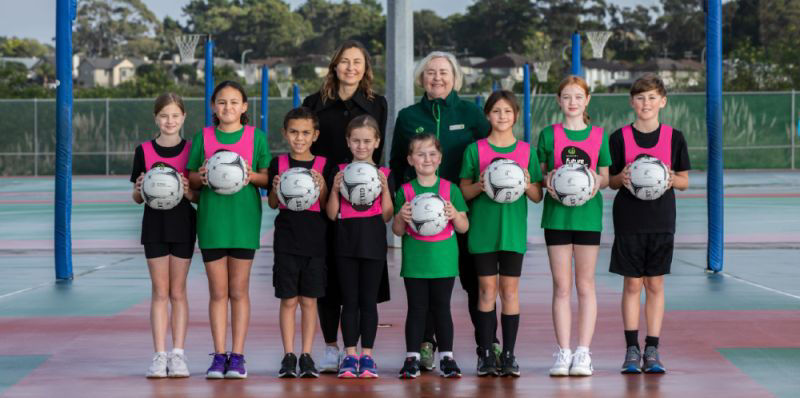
[569, 349, 593, 376]
[167, 352, 190, 378]
[549, 348, 572, 376]
[146, 352, 168, 378]
[319, 346, 341, 373]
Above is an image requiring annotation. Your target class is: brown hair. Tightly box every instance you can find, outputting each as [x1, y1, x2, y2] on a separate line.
[282, 106, 319, 131]
[321, 40, 374, 103]
[153, 92, 185, 116]
[407, 132, 442, 156]
[211, 80, 249, 126]
[483, 90, 520, 128]
[630, 73, 667, 97]
[345, 114, 380, 140]
[557, 75, 592, 125]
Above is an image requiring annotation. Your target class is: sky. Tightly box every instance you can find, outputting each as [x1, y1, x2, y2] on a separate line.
[1, 0, 659, 45]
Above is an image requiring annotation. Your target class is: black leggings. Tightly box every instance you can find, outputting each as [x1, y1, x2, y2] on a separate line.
[337, 256, 383, 349]
[404, 277, 455, 353]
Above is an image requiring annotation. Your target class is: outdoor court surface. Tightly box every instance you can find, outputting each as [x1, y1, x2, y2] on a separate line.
[0, 170, 798, 397]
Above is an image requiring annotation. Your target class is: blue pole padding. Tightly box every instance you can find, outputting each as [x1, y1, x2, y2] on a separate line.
[474, 95, 482, 108]
[292, 83, 300, 108]
[55, 0, 74, 280]
[571, 31, 582, 76]
[523, 63, 531, 143]
[706, 0, 724, 272]
[260, 66, 269, 197]
[492, 80, 499, 92]
[204, 37, 214, 127]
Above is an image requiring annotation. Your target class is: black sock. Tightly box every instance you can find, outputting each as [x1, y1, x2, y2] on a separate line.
[477, 309, 495, 351]
[625, 330, 639, 349]
[645, 336, 659, 349]
[492, 310, 500, 345]
[501, 314, 520, 354]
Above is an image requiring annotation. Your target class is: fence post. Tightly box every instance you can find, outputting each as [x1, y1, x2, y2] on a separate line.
[792, 89, 796, 170]
[33, 98, 38, 176]
[105, 98, 110, 175]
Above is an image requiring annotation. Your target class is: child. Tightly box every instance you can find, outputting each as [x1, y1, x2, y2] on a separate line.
[187, 81, 271, 379]
[267, 107, 333, 378]
[459, 90, 543, 377]
[392, 133, 469, 379]
[537, 76, 610, 377]
[608, 74, 690, 374]
[131, 93, 196, 378]
[325, 115, 394, 378]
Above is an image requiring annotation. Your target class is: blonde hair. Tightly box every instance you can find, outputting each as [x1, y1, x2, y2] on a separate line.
[557, 75, 592, 125]
[413, 51, 463, 92]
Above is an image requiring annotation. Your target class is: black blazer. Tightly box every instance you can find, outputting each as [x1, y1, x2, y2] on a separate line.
[303, 89, 388, 166]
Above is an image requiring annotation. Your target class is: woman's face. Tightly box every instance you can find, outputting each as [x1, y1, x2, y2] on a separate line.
[422, 57, 454, 100]
[335, 47, 366, 88]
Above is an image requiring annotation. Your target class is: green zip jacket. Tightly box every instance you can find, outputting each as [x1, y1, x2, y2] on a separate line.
[389, 90, 490, 188]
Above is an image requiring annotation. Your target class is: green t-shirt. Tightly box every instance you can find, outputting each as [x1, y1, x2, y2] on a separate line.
[187, 127, 271, 249]
[393, 178, 468, 278]
[536, 125, 611, 232]
[459, 140, 543, 254]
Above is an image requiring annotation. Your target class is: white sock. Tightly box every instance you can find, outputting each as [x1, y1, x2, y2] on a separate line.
[575, 346, 590, 354]
[156, 351, 167, 356]
[406, 352, 421, 360]
[559, 347, 572, 354]
[439, 351, 453, 360]
[172, 348, 184, 356]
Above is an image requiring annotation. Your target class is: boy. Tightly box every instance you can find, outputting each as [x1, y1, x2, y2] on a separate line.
[607, 74, 690, 374]
[268, 107, 334, 378]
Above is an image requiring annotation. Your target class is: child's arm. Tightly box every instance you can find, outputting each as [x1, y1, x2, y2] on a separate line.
[445, 201, 469, 233]
[591, 166, 610, 197]
[132, 173, 144, 204]
[325, 171, 343, 221]
[268, 174, 280, 209]
[670, 170, 689, 191]
[189, 162, 207, 191]
[459, 175, 484, 201]
[392, 202, 411, 236]
[247, 166, 269, 188]
[522, 169, 543, 203]
[312, 170, 328, 207]
[180, 175, 200, 203]
[608, 164, 630, 191]
[379, 172, 394, 222]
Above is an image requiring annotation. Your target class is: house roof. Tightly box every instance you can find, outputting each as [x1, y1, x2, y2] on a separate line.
[81, 57, 135, 69]
[0, 57, 41, 69]
[633, 58, 703, 72]
[291, 54, 330, 67]
[582, 59, 629, 72]
[458, 57, 487, 67]
[250, 57, 290, 67]
[474, 53, 534, 69]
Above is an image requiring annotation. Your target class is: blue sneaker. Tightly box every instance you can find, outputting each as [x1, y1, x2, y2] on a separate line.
[206, 353, 228, 379]
[621, 346, 642, 374]
[224, 353, 247, 379]
[338, 355, 359, 378]
[358, 355, 379, 378]
[643, 346, 666, 374]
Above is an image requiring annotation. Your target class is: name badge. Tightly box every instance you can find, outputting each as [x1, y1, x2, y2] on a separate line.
[449, 124, 465, 131]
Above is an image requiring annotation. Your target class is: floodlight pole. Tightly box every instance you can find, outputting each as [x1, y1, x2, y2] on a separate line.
[55, 0, 75, 281]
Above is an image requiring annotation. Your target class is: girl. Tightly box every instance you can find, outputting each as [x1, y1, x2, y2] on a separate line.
[459, 90, 543, 377]
[187, 81, 271, 379]
[132, 93, 196, 378]
[392, 133, 469, 379]
[537, 76, 610, 377]
[325, 115, 393, 378]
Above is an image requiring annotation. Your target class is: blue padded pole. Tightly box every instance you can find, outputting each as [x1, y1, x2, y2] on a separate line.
[492, 80, 499, 92]
[523, 63, 531, 143]
[204, 37, 214, 127]
[54, 0, 75, 280]
[292, 83, 300, 108]
[706, 0, 724, 272]
[571, 31, 582, 76]
[261, 66, 269, 133]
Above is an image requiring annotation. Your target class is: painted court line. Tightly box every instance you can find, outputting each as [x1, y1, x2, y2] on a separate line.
[676, 258, 800, 302]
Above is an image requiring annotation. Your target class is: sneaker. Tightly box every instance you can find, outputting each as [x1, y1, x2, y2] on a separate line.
[643, 346, 666, 374]
[499, 351, 520, 377]
[358, 355, 379, 378]
[205, 353, 227, 379]
[621, 346, 643, 374]
[225, 353, 247, 379]
[319, 345, 341, 373]
[338, 355, 359, 378]
[420, 342, 436, 371]
[146, 352, 168, 378]
[477, 348, 497, 377]
[549, 348, 572, 376]
[167, 352, 190, 378]
[439, 356, 462, 378]
[278, 353, 297, 378]
[569, 350, 593, 376]
[398, 357, 421, 379]
[298, 353, 320, 378]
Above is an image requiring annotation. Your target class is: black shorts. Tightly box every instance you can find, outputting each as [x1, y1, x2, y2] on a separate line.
[200, 248, 256, 263]
[474, 251, 524, 277]
[273, 252, 327, 299]
[144, 242, 195, 259]
[544, 229, 601, 246]
[610, 233, 674, 277]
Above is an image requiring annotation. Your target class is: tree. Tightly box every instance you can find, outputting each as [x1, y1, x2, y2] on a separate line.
[413, 10, 453, 56]
[451, 0, 541, 57]
[0, 37, 51, 58]
[649, 0, 705, 59]
[606, 4, 657, 61]
[296, 0, 385, 56]
[73, 0, 162, 58]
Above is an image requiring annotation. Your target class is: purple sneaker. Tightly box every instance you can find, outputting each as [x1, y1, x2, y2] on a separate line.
[338, 355, 359, 378]
[225, 353, 247, 379]
[206, 353, 228, 379]
[358, 355, 379, 378]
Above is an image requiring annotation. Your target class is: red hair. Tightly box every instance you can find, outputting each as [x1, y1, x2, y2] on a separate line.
[557, 75, 591, 125]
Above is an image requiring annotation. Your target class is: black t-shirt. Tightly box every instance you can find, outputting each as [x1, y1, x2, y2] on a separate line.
[130, 139, 197, 244]
[325, 164, 394, 260]
[609, 125, 691, 234]
[268, 155, 336, 258]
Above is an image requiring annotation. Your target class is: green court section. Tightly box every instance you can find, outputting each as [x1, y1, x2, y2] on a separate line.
[0, 355, 49, 395]
[718, 348, 800, 398]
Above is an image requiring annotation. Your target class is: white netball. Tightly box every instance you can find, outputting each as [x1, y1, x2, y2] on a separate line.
[628, 155, 670, 200]
[142, 165, 184, 210]
[550, 163, 596, 207]
[278, 167, 320, 211]
[206, 150, 248, 195]
[409, 193, 448, 236]
[483, 158, 526, 204]
[340, 161, 382, 206]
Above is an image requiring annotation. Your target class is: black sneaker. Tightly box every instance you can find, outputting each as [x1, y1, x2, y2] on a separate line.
[439, 356, 462, 378]
[398, 357, 421, 379]
[621, 346, 642, 374]
[477, 348, 497, 377]
[499, 351, 520, 377]
[643, 346, 666, 374]
[298, 353, 320, 378]
[278, 353, 297, 378]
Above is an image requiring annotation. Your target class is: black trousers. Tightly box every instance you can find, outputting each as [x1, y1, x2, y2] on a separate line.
[404, 277, 455, 353]
[337, 256, 384, 349]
